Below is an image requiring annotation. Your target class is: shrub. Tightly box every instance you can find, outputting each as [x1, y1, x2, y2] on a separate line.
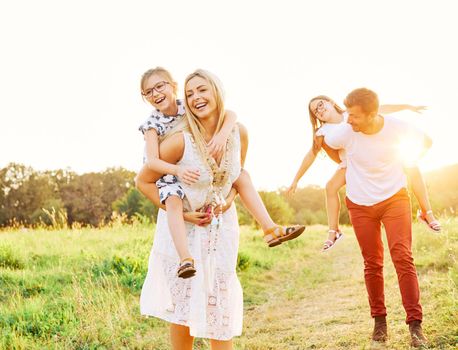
[0, 244, 25, 269]
[237, 252, 251, 271]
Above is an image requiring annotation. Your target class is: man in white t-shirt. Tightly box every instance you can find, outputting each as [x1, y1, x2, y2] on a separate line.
[325, 88, 429, 348]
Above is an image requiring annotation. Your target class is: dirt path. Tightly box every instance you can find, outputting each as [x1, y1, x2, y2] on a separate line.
[238, 228, 441, 350]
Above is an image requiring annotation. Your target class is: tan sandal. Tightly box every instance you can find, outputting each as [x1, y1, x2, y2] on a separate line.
[264, 225, 306, 247]
[177, 258, 196, 279]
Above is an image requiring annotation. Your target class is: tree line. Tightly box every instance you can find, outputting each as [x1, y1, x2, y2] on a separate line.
[1, 162, 456, 228]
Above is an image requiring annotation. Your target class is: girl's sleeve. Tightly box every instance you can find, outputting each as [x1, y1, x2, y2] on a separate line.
[138, 111, 165, 136]
[315, 125, 326, 137]
[324, 124, 350, 150]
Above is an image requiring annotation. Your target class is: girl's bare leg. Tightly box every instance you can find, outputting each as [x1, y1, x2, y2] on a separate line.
[170, 323, 194, 350]
[405, 167, 438, 223]
[233, 170, 275, 231]
[210, 339, 233, 350]
[325, 168, 346, 242]
[233, 169, 305, 246]
[166, 196, 192, 261]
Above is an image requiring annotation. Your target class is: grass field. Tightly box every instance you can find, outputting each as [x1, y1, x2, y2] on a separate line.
[0, 218, 457, 349]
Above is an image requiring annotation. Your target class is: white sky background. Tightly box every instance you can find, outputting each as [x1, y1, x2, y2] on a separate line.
[1, 0, 457, 190]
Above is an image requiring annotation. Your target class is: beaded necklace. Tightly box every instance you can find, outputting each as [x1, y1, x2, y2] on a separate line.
[189, 128, 235, 255]
[188, 127, 236, 292]
[206, 148, 230, 255]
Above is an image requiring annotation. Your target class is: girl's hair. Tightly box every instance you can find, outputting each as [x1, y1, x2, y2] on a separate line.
[183, 69, 226, 159]
[140, 66, 177, 98]
[308, 95, 345, 155]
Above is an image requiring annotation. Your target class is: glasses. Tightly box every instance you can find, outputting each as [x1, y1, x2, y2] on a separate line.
[142, 81, 170, 99]
[314, 100, 325, 116]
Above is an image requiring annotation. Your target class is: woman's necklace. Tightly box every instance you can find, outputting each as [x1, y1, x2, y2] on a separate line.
[189, 129, 235, 254]
[206, 133, 233, 254]
[188, 128, 236, 293]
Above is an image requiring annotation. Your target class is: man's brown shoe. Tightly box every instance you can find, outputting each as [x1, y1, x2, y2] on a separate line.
[409, 320, 428, 348]
[372, 316, 388, 342]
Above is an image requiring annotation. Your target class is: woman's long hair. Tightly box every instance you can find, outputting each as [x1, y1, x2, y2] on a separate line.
[183, 69, 226, 159]
[308, 95, 345, 155]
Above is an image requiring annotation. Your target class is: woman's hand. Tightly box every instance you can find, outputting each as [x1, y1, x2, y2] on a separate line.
[213, 202, 231, 215]
[184, 211, 211, 226]
[177, 166, 200, 185]
[214, 188, 237, 215]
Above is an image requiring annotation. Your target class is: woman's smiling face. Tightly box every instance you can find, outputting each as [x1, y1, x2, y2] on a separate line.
[185, 76, 217, 120]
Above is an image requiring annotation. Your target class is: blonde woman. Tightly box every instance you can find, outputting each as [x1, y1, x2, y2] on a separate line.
[137, 67, 305, 279]
[138, 67, 238, 279]
[137, 69, 251, 349]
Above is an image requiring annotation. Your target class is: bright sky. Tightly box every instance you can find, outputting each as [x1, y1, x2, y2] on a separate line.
[1, 0, 457, 190]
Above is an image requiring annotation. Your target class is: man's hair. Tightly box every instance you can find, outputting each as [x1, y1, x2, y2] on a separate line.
[344, 88, 379, 115]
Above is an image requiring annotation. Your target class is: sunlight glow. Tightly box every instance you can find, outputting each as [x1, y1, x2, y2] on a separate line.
[397, 137, 424, 167]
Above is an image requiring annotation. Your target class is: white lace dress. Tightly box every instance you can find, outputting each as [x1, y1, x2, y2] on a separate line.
[140, 127, 243, 341]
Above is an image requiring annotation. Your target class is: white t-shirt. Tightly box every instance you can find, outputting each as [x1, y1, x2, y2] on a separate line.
[325, 115, 426, 206]
[316, 112, 348, 167]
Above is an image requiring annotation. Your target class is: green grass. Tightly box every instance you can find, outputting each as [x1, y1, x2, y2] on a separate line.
[0, 218, 457, 349]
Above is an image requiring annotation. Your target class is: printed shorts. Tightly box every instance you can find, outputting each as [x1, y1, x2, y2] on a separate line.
[156, 174, 185, 204]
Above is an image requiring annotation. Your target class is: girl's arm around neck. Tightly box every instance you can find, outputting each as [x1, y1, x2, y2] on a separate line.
[220, 110, 237, 139]
[207, 110, 238, 157]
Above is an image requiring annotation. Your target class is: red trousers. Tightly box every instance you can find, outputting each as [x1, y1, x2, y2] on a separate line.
[345, 188, 422, 323]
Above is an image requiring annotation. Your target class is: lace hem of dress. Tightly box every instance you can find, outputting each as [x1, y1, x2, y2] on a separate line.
[141, 252, 242, 340]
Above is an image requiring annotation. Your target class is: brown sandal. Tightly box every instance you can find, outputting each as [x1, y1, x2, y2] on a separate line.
[177, 258, 196, 279]
[263, 225, 306, 247]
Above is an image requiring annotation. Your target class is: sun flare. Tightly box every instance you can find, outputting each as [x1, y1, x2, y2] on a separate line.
[397, 137, 425, 166]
